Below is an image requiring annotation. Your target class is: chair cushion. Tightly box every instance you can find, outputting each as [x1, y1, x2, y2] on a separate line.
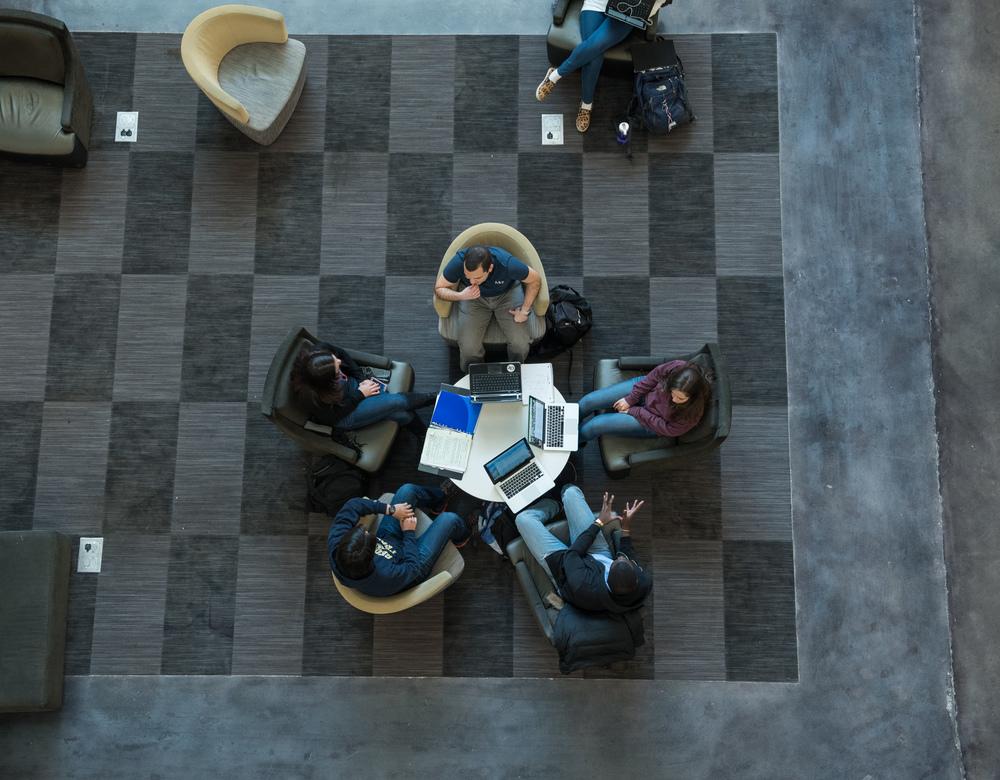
[218, 38, 306, 132]
[0, 78, 74, 155]
[0, 22, 66, 84]
[438, 306, 546, 346]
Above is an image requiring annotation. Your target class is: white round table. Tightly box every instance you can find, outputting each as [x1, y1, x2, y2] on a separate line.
[450, 374, 571, 502]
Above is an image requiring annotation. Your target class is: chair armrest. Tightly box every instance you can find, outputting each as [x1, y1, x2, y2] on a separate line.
[618, 356, 669, 371]
[433, 294, 452, 319]
[302, 423, 361, 464]
[341, 347, 392, 370]
[552, 0, 572, 25]
[514, 561, 555, 644]
[627, 446, 676, 466]
[61, 54, 93, 146]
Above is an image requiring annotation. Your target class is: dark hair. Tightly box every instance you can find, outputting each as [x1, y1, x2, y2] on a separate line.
[291, 346, 344, 408]
[608, 559, 641, 597]
[463, 245, 494, 273]
[336, 526, 376, 579]
[660, 362, 711, 424]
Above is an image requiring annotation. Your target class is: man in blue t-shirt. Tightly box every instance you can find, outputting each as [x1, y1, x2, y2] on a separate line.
[434, 245, 543, 370]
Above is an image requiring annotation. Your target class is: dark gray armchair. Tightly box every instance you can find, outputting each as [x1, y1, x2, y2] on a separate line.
[547, 0, 667, 78]
[260, 326, 414, 474]
[0, 10, 93, 166]
[594, 343, 732, 479]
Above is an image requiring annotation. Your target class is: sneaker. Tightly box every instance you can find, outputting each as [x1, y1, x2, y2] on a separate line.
[536, 68, 557, 101]
[576, 107, 592, 133]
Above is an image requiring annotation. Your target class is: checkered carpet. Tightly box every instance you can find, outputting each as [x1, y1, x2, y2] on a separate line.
[0, 32, 794, 680]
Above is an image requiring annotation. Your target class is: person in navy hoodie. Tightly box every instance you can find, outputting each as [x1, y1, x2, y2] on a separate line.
[328, 483, 470, 597]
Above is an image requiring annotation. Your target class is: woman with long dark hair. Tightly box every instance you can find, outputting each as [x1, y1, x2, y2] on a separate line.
[576, 360, 710, 442]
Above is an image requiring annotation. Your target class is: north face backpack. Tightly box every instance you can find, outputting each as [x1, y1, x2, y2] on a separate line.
[307, 455, 369, 515]
[530, 285, 593, 361]
[628, 57, 695, 135]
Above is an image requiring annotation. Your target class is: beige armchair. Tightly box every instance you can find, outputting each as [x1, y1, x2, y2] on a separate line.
[181, 4, 306, 145]
[435, 223, 549, 347]
[331, 494, 465, 614]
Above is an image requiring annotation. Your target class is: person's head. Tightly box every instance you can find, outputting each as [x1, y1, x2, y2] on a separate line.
[462, 245, 494, 286]
[660, 362, 711, 421]
[336, 526, 376, 579]
[291, 345, 344, 406]
[608, 554, 642, 599]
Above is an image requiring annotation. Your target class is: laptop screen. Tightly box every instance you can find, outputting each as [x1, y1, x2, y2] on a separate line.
[528, 397, 545, 446]
[484, 438, 534, 484]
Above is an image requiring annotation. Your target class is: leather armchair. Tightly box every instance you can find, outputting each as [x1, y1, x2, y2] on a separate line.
[0, 10, 92, 166]
[260, 326, 414, 474]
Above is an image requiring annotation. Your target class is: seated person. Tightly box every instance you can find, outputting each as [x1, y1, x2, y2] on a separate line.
[576, 359, 710, 443]
[514, 486, 651, 613]
[434, 245, 542, 371]
[328, 483, 470, 597]
[291, 341, 435, 435]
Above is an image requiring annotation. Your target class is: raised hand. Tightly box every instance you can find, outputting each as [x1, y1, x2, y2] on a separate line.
[620, 499, 644, 530]
[598, 491, 615, 525]
[359, 379, 381, 397]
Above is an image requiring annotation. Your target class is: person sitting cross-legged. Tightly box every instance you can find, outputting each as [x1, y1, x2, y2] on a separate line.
[328, 483, 470, 597]
[514, 486, 652, 613]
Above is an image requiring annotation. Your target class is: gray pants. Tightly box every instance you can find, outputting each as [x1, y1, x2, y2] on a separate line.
[457, 285, 531, 370]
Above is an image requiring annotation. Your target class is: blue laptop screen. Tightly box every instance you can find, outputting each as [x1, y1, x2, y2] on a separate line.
[484, 439, 534, 483]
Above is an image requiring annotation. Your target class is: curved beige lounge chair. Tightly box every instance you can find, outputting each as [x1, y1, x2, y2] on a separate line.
[435, 223, 549, 347]
[181, 4, 306, 145]
[331, 494, 465, 615]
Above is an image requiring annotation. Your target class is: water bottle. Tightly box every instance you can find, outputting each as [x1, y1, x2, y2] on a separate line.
[616, 121, 631, 146]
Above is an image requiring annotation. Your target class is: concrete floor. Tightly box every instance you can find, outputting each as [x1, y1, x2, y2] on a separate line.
[2, 0, 996, 775]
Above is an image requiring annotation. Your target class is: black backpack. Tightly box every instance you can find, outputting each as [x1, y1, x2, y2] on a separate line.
[307, 455, 369, 515]
[530, 285, 593, 361]
[628, 58, 695, 135]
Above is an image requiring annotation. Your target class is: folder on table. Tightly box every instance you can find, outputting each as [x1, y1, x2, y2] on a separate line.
[418, 385, 483, 479]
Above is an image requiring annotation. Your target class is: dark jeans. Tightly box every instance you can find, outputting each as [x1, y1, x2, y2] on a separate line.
[377, 483, 467, 579]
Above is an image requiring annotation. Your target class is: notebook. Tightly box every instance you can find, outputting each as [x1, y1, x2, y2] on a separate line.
[418, 385, 483, 479]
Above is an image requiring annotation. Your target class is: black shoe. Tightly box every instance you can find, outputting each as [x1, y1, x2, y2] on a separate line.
[404, 391, 437, 409]
[404, 415, 427, 437]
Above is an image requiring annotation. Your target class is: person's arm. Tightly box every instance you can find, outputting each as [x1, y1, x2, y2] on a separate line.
[510, 268, 541, 323]
[435, 252, 479, 303]
[327, 497, 390, 558]
[568, 522, 603, 557]
[627, 404, 699, 438]
[622, 360, 686, 406]
[382, 508, 424, 591]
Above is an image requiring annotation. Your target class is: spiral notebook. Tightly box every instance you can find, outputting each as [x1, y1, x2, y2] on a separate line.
[418, 385, 483, 479]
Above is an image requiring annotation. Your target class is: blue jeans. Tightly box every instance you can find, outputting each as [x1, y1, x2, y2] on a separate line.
[514, 485, 610, 587]
[377, 483, 467, 578]
[557, 10, 633, 104]
[577, 377, 660, 443]
[335, 392, 416, 431]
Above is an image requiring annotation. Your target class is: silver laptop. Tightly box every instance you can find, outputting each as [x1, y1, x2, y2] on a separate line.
[483, 438, 556, 513]
[527, 395, 579, 452]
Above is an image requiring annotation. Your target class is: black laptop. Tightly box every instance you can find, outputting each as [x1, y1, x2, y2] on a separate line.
[604, 0, 658, 30]
[468, 362, 522, 403]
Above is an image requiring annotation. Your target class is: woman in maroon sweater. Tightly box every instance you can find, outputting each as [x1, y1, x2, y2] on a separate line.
[577, 360, 711, 443]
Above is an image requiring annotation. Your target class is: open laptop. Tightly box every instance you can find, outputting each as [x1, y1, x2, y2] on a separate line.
[469, 361, 522, 403]
[483, 438, 556, 513]
[604, 0, 658, 29]
[527, 395, 579, 452]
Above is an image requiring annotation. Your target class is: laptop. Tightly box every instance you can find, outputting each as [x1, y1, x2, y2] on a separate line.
[483, 438, 556, 513]
[469, 361, 522, 403]
[604, 0, 658, 29]
[527, 395, 579, 452]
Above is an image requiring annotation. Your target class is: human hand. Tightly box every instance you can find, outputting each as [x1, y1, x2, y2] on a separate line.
[460, 285, 481, 300]
[359, 379, 381, 397]
[392, 502, 415, 521]
[597, 492, 615, 526]
[400, 515, 418, 532]
[620, 499, 644, 531]
[613, 398, 630, 413]
[509, 308, 529, 324]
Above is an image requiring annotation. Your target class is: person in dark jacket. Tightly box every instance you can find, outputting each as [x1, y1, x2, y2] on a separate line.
[291, 341, 435, 433]
[514, 485, 651, 613]
[328, 483, 470, 598]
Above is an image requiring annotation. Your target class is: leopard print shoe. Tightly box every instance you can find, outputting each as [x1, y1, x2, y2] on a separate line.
[576, 106, 592, 133]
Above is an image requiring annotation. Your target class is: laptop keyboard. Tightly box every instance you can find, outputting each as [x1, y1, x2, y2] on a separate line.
[500, 462, 543, 498]
[546, 406, 564, 448]
[471, 373, 521, 395]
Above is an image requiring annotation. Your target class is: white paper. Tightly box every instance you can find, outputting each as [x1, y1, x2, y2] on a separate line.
[420, 427, 473, 473]
[115, 111, 138, 142]
[542, 114, 564, 145]
[521, 362, 554, 405]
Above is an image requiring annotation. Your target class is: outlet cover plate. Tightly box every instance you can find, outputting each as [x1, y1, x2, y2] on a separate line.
[115, 111, 138, 142]
[541, 114, 564, 145]
[77, 537, 104, 573]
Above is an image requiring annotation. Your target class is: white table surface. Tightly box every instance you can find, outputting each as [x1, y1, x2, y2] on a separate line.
[451, 365, 571, 502]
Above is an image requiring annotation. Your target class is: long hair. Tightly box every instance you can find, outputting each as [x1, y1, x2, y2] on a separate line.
[659, 362, 711, 424]
[291, 346, 344, 408]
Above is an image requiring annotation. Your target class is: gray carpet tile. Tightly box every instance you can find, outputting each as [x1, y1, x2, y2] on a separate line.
[716, 275, 788, 405]
[721, 405, 792, 541]
[64, 537, 99, 675]
[89, 533, 170, 674]
[517, 35, 584, 154]
[647, 35, 715, 155]
[648, 152, 716, 276]
[389, 36, 456, 153]
[452, 152, 519, 232]
[112, 274, 188, 401]
[180, 274, 253, 402]
[0, 402, 43, 531]
[195, 93, 263, 153]
[382, 276, 451, 393]
[161, 535, 239, 675]
[712, 34, 779, 154]
[302, 535, 373, 676]
[582, 275, 651, 358]
[321, 152, 388, 275]
[649, 277, 719, 354]
[254, 152, 323, 275]
[265, 35, 329, 154]
[130, 34, 198, 152]
[723, 539, 797, 681]
[56, 153, 129, 274]
[581, 69, 643, 155]
[582, 152, 649, 275]
[172, 403, 247, 536]
[0, 160, 62, 273]
[188, 151, 259, 273]
[518, 152, 583, 275]
[231, 535, 308, 675]
[318, 275, 386, 354]
[652, 450, 723, 540]
[0, 274, 53, 401]
[326, 36, 392, 153]
[443, 543, 514, 677]
[454, 36, 519, 153]
[32, 402, 111, 535]
[103, 402, 179, 535]
[714, 153, 782, 276]
[248, 275, 319, 402]
[240, 405, 309, 536]
[386, 153, 454, 274]
[372, 599, 444, 677]
[654, 540, 726, 680]
[45, 274, 121, 402]
[73, 33, 136, 153]
[122, 152, 194, 274]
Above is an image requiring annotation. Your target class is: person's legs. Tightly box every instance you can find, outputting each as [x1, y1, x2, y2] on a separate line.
[413, 511, 468, 577]
[514, 499, 565, 583]
[336, 392, 433, 430]
[456, 296, 494, 371]
[491, 285, 532, 363]
[578, 411, 661, 443]
[559, 13, 632, 83]
[561, 484, 611, 555]
[578, 376, 646, 417]
[390, 483, 446, 512]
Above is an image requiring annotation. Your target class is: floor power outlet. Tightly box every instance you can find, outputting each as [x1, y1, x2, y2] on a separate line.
[77, 537, 104, 573]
